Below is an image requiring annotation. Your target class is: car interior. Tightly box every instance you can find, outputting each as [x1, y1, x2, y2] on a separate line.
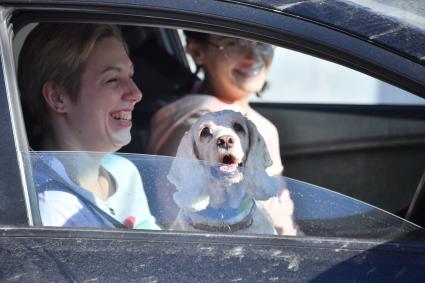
[13, 22, 425, 229]
[117, 25, 425, 222]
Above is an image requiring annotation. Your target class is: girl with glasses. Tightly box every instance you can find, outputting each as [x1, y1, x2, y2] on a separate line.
[146, 31, 299, 236]
[147, 31, 282, 175]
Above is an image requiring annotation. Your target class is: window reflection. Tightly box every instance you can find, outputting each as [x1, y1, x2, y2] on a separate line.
[23, 152, 421, 240]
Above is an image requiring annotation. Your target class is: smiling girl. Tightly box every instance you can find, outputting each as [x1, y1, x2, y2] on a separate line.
[19, 23, 159, 230]
[145, 32, 300, 236]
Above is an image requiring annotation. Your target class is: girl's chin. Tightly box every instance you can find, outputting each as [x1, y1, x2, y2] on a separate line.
[109, 130, 132, 150]
[236, 81, 265, 94]
[232, 74, 266, 93]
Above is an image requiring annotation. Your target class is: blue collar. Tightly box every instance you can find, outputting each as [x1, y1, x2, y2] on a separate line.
[196, 195, 254, 221]
[185, 195, 256, 231]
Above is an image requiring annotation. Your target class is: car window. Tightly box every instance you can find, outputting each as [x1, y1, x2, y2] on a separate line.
[13, 22, 424, 240]
[251, 46, 425, 105]
[23, 151, 419, 239]
[179, 30, 425, 106]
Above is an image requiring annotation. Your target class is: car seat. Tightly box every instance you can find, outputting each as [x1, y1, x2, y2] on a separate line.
[119, 26, 197, 154]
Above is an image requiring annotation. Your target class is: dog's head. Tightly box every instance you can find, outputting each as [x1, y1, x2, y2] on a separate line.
[168, 110, 275, 211]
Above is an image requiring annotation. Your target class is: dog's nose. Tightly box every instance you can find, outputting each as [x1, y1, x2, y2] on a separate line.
[217, 135, 234, 149]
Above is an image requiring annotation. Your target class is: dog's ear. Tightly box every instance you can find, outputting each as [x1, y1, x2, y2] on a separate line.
[174, 130, 199, 160]
[168, 130, 197, 187]
[167, 130, 210, 212]
[245, 118, 273, 171]
[243, 118, 278, 200]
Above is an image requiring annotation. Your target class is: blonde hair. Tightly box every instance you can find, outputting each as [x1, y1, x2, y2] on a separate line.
[18, 23, 126, 148]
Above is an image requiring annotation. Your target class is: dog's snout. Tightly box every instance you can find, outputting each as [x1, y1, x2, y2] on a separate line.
[217, 135, 234, 149]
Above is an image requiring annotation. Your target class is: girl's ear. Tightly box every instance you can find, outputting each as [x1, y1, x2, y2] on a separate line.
[186, 39, 207, 66]
[41, 81, 71, 113]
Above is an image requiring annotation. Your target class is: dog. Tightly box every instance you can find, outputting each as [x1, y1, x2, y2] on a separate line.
[167, 110, 298, 235]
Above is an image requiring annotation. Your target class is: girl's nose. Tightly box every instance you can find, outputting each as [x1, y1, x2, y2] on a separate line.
[124, 79, 143, 103]
[243, 43, 262, 62]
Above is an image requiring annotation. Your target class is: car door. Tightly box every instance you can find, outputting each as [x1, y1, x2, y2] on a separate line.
[1, 1, 425, 282]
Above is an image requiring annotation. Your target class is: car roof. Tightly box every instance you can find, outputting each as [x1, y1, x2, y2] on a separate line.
[234, 0, 425, 66]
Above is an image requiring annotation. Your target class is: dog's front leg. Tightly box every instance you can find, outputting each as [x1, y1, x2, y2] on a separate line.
[226, 183, 247, 209]
[208, 178, 227, 208]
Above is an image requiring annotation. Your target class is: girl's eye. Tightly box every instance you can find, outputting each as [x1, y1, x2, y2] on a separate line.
[105, 78, 119, 85]
[225, 41, 239, 49]
[200, 127, 212, 138]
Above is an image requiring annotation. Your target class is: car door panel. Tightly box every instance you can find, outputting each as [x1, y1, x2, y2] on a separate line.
[1, 228, 425, 282]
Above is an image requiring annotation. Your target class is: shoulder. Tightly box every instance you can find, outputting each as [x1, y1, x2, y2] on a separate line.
[37, 177, 78, 200]
[37, 181, 97, 227]
[246, 108, 283, 175]
[146, 95, 228, 155]
[31, 156, 86, 211]
[152, 94, 230, 122]
[32, 156, 74, 194]
[247, 108, 279, 135]
[31, 155, 110, 227]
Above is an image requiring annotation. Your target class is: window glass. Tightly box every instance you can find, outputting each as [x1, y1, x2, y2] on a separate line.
[24, 151, 419, 239]
[251, 47, 425, 105]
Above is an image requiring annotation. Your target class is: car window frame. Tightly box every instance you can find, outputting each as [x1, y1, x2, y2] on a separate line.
[8, 0, 425, 97]
[0, 7, 34, 226]
[2, 3, 425, 281]
[4, 0, 425, 228]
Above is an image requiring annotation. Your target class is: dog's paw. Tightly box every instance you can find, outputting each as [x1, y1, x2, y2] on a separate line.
[263, 188, 300, 236]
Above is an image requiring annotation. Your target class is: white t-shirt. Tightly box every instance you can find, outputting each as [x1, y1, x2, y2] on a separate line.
[36, 153, 159, 230]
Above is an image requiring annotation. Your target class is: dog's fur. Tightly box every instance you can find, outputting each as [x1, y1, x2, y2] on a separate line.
[167, 110, 296, 235]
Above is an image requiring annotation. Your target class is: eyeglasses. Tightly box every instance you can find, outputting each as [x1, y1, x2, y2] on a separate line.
[207, 39, 274, 62]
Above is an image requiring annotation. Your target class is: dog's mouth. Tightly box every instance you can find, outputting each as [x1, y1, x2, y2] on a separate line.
[221, 154, 243, 168]
[211, 154, 243, 179]
[221, 154, 243, 171]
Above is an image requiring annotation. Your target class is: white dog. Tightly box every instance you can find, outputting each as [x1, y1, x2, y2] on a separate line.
[167, 110, 298, 235]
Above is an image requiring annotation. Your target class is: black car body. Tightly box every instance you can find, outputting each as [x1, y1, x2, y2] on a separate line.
[1, 0, 425, 281]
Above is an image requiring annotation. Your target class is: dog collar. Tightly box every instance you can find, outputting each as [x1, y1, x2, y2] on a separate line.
[188, 211, 254, 232]
[186, 195, 256, 232]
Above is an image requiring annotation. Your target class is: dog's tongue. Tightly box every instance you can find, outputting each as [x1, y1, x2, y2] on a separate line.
[219, 163, 238, 173]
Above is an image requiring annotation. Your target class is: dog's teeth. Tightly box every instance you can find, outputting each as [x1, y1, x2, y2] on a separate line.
[220, 163, 238, 173]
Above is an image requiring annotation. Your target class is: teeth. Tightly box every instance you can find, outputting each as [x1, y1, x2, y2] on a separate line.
[111, 111, 131, 121]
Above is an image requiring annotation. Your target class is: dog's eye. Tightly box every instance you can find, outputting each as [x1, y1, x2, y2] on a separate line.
[233, 123, 244, 133]
[200, 127, 212, 138]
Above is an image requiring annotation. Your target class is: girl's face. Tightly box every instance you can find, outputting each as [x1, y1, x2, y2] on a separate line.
[195, 35, 273, 103]
[64, 36, 142, 152]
